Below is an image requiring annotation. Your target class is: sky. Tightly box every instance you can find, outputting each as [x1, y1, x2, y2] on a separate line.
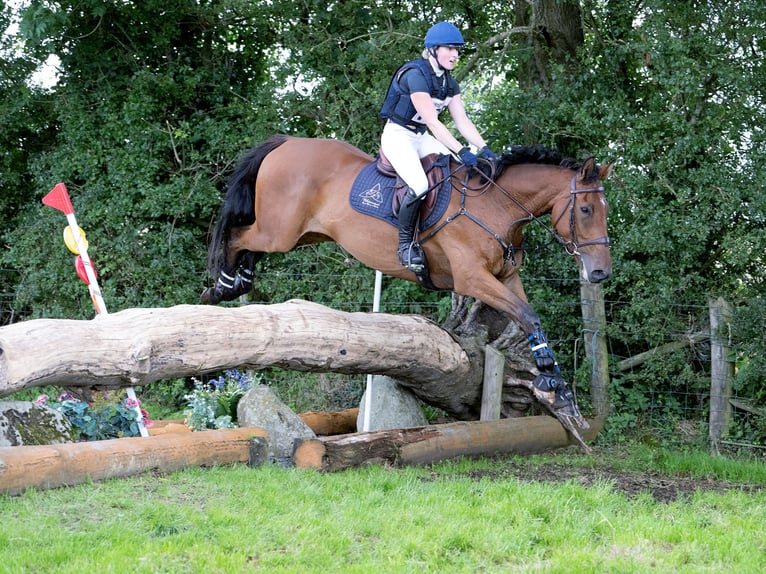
[5, 0, 60, 88]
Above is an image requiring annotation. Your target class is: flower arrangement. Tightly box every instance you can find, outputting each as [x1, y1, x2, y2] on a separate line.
[183, 370, 260, 431]
[35, 392, 151, 441]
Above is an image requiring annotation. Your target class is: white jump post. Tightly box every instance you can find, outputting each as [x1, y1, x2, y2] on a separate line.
[362, 270, 383, 432]
[42, 183, 149, 437]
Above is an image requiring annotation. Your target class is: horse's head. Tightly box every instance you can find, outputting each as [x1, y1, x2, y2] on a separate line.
[551, 158, 613, 283]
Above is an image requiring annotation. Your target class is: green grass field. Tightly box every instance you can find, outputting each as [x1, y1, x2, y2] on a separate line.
[0, 445, 764, 573]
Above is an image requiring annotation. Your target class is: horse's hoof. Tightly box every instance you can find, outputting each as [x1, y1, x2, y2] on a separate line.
[200, 287, 221, 305]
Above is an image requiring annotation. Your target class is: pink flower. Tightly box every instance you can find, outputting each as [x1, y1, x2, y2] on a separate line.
[34, 394, 49, 405]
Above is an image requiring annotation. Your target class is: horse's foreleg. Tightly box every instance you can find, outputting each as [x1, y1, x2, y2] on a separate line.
[462, 271, 584, 419]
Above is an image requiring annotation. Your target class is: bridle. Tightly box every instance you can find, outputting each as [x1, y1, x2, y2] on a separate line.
[550, 176, 611, 256]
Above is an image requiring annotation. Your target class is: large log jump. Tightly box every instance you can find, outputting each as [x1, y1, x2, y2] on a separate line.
[0, 300, 483, 417]
[1, 299, 603, 494]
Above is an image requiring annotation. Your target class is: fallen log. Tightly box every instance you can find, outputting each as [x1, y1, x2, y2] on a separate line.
[147, 419, 191, 436]
[0, 427, 268, 496]
[293, 416, 605, 472]
[0, 300, 486, 419]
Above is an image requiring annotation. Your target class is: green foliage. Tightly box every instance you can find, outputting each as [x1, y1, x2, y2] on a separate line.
[263, 369, 365, 415]
[183, 370, 259, 431]
[135, 378, 190, 420]
[5, 0, 285, 318]
[37, 391, 147, 441]
[183, 381, 235, 431]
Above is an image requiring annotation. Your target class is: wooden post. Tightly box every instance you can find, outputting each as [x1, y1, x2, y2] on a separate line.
[480, 345, 504, 420]
[709, 297, 734, 453]
[580, 274, 610, 417]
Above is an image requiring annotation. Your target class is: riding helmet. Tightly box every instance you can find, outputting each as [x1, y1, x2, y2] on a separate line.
[424, 22, 465, 48]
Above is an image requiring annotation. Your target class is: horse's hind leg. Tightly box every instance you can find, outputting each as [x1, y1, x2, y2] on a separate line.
[201, 250, 262, 304]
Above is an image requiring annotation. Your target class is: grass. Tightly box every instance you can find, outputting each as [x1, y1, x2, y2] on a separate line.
[0, 446, 764, 573]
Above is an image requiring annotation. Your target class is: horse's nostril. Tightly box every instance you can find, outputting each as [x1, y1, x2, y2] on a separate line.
[590, 269, 610, 283]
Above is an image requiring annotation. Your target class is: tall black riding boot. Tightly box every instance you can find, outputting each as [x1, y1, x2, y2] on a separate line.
[396, 189, 425, 272]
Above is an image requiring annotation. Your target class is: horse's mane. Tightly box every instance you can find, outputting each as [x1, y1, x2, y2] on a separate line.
[496, 144, 596, 181]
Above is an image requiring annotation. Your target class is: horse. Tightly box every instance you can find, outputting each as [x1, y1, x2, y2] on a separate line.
[202, 135, 612, 419]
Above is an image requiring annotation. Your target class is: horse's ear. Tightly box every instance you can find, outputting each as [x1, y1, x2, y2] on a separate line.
[598, 162, 615, 181]
[580, 157, 596, 178]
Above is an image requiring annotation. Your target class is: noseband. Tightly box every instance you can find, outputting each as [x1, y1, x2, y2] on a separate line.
[551, 176, 611, 256]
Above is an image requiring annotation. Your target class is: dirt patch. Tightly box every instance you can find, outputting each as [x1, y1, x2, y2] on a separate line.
[467, 463, 765, 502]
[428, 450, 764, 503]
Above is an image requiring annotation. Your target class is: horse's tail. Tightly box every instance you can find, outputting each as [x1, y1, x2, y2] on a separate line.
[207, 135, 289, 277]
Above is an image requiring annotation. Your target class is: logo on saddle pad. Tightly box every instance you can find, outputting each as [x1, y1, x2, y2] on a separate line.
[359, 182, 384, 210]
[348, 154, 452, 230]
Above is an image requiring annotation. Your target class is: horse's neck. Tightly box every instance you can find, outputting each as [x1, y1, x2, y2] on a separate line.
[501, 164, 571, 216]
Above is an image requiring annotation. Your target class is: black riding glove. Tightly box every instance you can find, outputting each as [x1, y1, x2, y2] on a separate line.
[479, 146, 497, 162]
[457, 146, 478, 168]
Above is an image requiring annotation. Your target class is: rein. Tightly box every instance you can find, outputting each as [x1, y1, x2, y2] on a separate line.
[419, 164, 521, 262]
[420, 161, 610, 260]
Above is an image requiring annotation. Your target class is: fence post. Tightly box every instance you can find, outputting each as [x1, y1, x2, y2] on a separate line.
[480, 345, 504, 420]
[580, 273, 610, 418]
[709, 296, 734, 453]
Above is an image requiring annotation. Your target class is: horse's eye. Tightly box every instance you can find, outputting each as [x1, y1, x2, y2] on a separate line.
[580, 205, 592, 216]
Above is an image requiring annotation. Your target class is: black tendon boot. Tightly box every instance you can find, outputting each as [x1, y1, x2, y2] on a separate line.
[396, 189, 425, 272]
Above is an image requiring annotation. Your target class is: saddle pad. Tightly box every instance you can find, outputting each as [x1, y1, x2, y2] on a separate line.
[348, 155, 452, 230]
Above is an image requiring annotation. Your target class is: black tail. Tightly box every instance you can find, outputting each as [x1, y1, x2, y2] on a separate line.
[207, 135, 289, 277]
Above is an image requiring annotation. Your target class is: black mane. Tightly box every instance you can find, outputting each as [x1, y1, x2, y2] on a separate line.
[498, 144, 582, 171]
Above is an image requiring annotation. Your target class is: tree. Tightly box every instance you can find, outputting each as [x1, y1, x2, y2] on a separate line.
[5, 0, 284, 317]
[0, 3, 59, 324]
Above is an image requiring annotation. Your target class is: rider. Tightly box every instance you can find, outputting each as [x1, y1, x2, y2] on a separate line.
[379, 21, 497, 272]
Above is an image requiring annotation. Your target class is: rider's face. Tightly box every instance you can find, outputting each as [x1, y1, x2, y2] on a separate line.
[434, 46, 460, 70]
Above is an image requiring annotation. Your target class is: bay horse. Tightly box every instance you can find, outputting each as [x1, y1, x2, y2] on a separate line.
[202, 135, 612, 419]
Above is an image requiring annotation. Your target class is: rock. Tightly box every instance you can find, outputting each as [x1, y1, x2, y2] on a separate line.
[0, 401, 76, 446]
[357, 375, 428, 432]
[237, 386, 316, 464]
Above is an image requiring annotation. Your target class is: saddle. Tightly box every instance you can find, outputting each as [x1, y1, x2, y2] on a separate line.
[376, 149, 444, 221]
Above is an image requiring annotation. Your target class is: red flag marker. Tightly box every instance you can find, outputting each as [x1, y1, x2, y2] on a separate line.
[42, 183, 75, 215]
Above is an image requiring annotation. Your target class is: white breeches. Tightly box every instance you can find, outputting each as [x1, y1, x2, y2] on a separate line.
[380, 121, 451, 197]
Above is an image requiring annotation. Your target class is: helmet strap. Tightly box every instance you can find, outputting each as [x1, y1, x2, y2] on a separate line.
[428, 46, 445, 71]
